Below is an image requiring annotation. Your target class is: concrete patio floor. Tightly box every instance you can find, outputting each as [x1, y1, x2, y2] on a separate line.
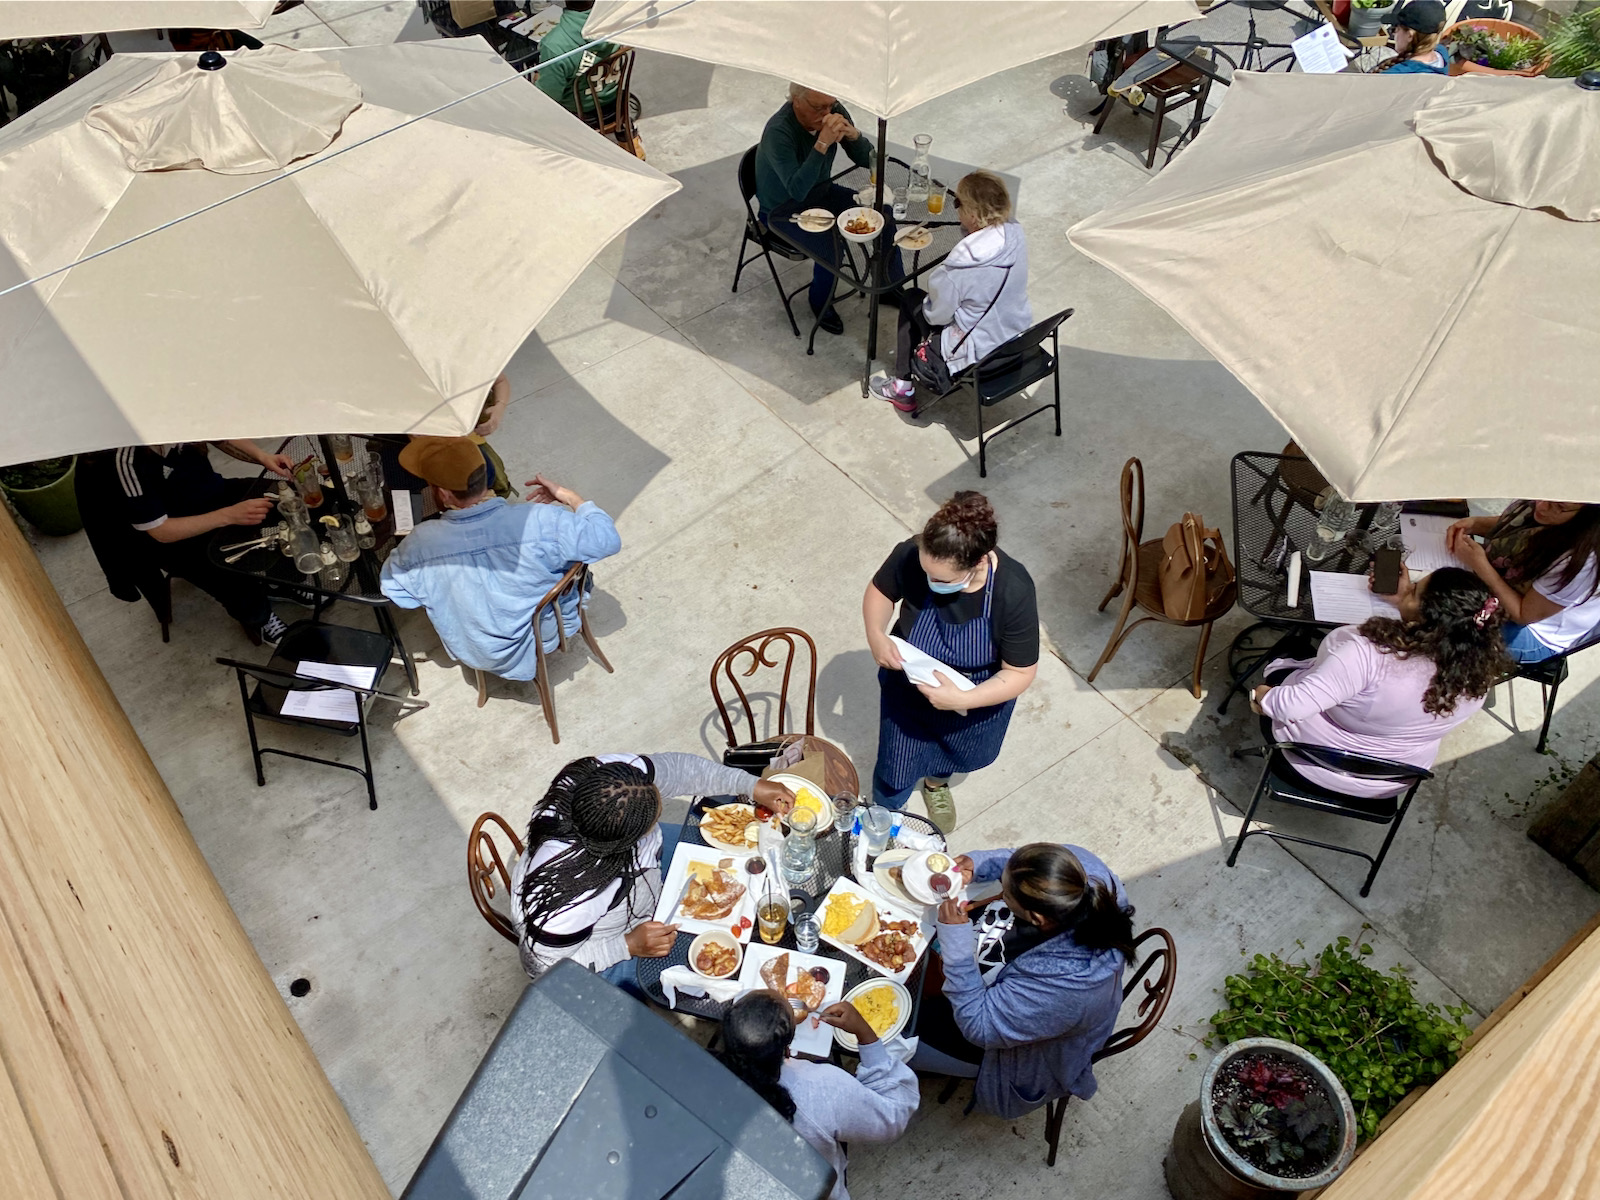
[27, 9, 1600, 1197]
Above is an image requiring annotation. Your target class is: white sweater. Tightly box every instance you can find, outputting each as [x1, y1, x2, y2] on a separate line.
[922, 221, 1033, 373]
[783, 1040, 919, 1200]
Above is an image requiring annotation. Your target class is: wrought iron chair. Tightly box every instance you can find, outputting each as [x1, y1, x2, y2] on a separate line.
[731, 146, 808, 338]
[939, 926, 1178, 1166]
[217, 620, 408, 810]
[1228, 742, 1432, 897]
[917, 309, 1073, 478]
[469, 562, 612, 744]
[710, 627, 818, 752]
[468, 812, 526, 945]
[1087, 457, 1238, 699]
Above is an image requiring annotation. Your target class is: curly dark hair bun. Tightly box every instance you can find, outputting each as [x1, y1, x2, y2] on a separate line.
[922, 490, 998, 569]
[1360, 567, 1510, 716]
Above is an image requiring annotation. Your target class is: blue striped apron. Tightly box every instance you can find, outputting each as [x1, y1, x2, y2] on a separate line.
[874, 553, 1017, 795]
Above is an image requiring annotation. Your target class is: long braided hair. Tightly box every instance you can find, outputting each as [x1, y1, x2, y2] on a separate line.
[1370, 28, 1442, 71]
[518, 757, 662, 930]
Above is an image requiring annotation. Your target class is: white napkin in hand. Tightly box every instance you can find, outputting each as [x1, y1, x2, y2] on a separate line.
[895, 829, 944, 852]
[660, 965, 743, 1009]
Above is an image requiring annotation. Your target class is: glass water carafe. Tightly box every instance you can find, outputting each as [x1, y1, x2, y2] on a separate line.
[907, 133, 932, 205]
[781, 808, 818, 884]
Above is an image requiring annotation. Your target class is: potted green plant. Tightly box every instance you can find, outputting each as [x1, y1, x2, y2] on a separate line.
[1444, 19, 1548, 76]
[0, 455, 82, 535]
[1167, 1036, 1356, 1199]
[1346, 0, 1394, 39]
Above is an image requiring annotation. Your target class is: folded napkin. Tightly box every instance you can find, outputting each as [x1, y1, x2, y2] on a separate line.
[895, 828, 945, 852]
[660, 965, 743, 1009]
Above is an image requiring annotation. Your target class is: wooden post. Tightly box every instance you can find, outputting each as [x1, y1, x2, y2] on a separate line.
[0, 508, 389, 1199]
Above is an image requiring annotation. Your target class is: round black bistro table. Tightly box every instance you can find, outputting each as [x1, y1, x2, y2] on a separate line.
[636, 796, 944, 1049]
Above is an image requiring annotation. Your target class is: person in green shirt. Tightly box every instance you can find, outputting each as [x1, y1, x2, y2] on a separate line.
[534, 0, 618, 116]
[756, 83, 902, 335]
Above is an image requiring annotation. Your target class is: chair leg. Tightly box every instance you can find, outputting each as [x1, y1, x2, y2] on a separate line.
[1086, 587, 1139, 683]
[474, 668, 489, 709]
[237, 671, 266, 786]
[580, 609, 614, 673]
[761, 242, 803, 338]
[1146, 95, 1167, 169]
[1051, 353, 1062, 437]
[1226, 760, 1275, 868]
[937, 1077, 962, 1104]
[357, 709, 377, 811]
[1359, 784, 1420, 897]
[1044, 1096, 1069, 1167]
[535, 643, 559, 744]
[1092, 94, 1115, 135]
[157, 572, 173, 643]
[1535, 668, 1566, 754]
[1190, 620, 1214, 700]
[731, 235, 751, 293]
[977, 391, 988, 479]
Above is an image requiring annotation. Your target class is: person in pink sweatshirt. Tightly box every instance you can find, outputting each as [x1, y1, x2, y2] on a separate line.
[1250, 567, 1508, 797]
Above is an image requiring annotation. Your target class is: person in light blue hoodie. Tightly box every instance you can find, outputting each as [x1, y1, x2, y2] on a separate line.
[870, 169, 1033, 413]
[911, 843, 1134, 1120]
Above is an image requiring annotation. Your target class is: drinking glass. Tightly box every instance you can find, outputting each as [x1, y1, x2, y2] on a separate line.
[296, 469, 324, 510]
[326, 433, 354, 463]
[860, 805, 893, 858]
[357, 477, 388, 523]
[291, 528, 322, 575]
[793, 913, 820, 954]
[926, 185, 946, 216]
[831, 792, 859, 827]
[364, 451, 385, 491]
[757, 883, 789, 945]
[317, 544, 347, 589]
[782, 808, 818, 884]
[327, 520, 359, 563]
[277, 493, 307, 529]
[1362, 502, 1403, 553]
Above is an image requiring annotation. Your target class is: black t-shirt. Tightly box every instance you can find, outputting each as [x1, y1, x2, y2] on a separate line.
[871, 539, 1040, 668]
[113, 444, 226, 531]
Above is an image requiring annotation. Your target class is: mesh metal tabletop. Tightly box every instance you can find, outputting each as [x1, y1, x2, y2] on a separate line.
[636, 797, 944, 1051]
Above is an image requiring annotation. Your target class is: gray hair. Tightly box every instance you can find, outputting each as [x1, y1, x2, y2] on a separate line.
[789, 81, 834, 105]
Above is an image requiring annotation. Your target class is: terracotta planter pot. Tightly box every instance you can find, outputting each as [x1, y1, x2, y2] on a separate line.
[1444, 19, 1549, 77]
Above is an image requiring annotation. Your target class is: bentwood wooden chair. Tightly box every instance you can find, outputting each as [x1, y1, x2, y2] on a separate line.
[939, 926, 1178, 1166]
[710, 628, 818, 749]
[470, 562, 612, 744]
[1087, 457, 1237, 699]
[576, 47, 642, 158]
[468, 811, 526, 945]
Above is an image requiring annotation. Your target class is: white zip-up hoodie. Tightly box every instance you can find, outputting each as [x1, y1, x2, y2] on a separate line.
[922, 220, 1033, 373]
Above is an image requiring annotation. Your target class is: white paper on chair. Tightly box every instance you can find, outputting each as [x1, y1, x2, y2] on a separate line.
[1308, 573, 1402, 626]
[1292, 24, 1353, 74]
[890, 637, 976, 692]
[279, 661, 378, 723]
[1400, 514, 1470, 574]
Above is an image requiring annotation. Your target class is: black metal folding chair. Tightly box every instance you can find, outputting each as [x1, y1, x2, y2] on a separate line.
[731, 146, 808, 337]
[218, 620, 419, 810]
[1509, 628, 1600, 754]
[1227, 742, 1432, 897]
[919, 308, 1073, 477]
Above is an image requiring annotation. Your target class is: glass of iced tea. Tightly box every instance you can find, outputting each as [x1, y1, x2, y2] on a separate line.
[757, 882, 789, 945]
[358, 477, 387, 523]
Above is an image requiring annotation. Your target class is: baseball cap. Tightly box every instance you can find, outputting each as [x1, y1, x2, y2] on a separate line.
[398, 437, 484, 491]
[1391, 1, 1446, 34]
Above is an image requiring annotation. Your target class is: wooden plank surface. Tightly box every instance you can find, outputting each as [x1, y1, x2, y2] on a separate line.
[0, 508, 389, 1199]
[1319, 921, 1600, 1200]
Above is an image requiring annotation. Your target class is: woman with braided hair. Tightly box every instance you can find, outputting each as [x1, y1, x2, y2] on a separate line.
[1249, 567, 1508, 797]
[1368, 1, 1450, 74]
[511, 754, 795, 986]
[910, 842, 1134, 1120]
[864, 491, 1040, 832]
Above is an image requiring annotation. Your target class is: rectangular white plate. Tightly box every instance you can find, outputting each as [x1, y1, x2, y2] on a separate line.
[654, 842, 756, 943]
[737, 942, 847, 1060]
[816, 877, 933, 986]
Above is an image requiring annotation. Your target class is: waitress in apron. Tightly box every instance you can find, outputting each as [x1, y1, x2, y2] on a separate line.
[863, 491, 1041, 832]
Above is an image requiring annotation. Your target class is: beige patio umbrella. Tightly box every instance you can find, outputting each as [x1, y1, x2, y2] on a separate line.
[0, 41, 679, 465]
[584, 0, 1204, 120]
[1069, 72, 1600, 504]
[0, 2, 275, 38]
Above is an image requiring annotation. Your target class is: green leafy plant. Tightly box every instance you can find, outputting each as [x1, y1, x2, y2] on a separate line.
[1350, 0, 1391, 8]
[1447, 23, 1545, 70]
[1213, 1054, 1338, 1173]
[1545, 6, 1600, 78]
[1207, 936, 1473, 1141]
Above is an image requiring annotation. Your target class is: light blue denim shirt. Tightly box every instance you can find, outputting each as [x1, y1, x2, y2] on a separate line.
[379, 498, 621, 681]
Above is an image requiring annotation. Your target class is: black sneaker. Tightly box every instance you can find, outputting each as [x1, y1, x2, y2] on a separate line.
[813, 307, 844, 335]
[259, 613, 289, 646]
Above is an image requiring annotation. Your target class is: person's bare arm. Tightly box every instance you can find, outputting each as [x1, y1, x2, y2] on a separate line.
[1450, 537, 1561, 625]
[215, 439, 293, 477]
[918, 661, 1037, 711]
[145, 496, 275, 544]
[864, 581, 903, 669]
[476, 374, 511, 437]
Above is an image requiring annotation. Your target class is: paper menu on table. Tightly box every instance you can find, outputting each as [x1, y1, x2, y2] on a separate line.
[1292, 24, 1353, 74]
[1400, 514, 1469, 574]
[278, 661, 378, 723]
[889, 637, 975, 691]
[1308, 573, 1402, 626]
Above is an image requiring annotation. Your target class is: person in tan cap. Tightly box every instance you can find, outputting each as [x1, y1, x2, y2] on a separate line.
[379, 437, 620, 682]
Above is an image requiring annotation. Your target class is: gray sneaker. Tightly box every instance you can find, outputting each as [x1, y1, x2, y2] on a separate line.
[921, 779, 957, 834]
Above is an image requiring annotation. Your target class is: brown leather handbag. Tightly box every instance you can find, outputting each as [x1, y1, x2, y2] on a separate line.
[1160, 513, 1234, 621]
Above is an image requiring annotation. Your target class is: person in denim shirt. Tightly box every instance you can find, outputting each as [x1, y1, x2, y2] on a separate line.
[379, 437, 620, 680]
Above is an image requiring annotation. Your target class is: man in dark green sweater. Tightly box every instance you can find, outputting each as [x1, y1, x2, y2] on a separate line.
[535, 0, 617, 116]
[756, 83, 901, 335]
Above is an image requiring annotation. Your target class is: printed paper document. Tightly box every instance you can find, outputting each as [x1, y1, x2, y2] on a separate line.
[280, 661, 379, 723]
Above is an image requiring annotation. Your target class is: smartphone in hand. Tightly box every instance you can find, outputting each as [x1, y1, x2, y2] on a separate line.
[1373, 546, 1403, 595]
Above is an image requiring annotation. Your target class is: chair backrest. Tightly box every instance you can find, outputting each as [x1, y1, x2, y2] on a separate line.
[531, 562, 591, 652]
[1114, 456, 1147, 594]
[1093, 927, 1177, 1063]
[737, 145, 761, 212]
[469, 812, 526, 946]
[577, 47, 635, 141]
[1275, 741, 1433, 786]
[970, 307, 1074, 381]
[710, 628, 818, 748]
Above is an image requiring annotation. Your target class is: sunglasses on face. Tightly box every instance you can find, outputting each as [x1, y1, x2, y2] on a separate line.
[952, 195, 962, 210]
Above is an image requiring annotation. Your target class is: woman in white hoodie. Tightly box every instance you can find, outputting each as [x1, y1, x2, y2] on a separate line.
[871, 170, 1033, 412]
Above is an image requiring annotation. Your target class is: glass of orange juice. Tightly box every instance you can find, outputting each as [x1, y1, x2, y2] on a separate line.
[927, 186, 946, 216]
